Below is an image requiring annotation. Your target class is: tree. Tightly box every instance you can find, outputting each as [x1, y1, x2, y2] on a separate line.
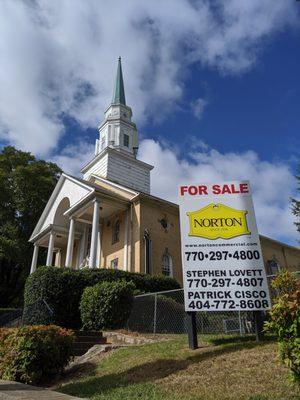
[0, 146, 61, 306]
[291, 168, 300, 235]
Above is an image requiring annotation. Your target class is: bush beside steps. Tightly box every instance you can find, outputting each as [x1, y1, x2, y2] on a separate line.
[80, 280, 135, 331]
[0, 325, 74, 384]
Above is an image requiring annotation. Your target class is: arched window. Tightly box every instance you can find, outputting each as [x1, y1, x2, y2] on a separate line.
[266, 258, 280, 276]
[162, 249, 173, 277]
[112, 219, 120, 244]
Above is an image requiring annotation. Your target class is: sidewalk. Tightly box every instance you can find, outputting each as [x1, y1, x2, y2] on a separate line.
[0, 380, 86, 400]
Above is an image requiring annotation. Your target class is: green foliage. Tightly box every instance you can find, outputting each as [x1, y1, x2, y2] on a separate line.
[0, 325, 74, 384]
[265, 270, 300, 382]
[0, 146, 61, 306]
[291, 165, 300, 235]
[24, 266, 181, 328]
[271, 269, 297, 297]
[80, 280, 134, 330]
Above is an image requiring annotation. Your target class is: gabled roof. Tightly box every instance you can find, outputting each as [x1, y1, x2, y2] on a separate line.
[29, 173, 95, 241]
[29, 173, 139, 242]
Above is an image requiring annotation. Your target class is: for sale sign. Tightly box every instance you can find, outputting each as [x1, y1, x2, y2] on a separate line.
[179, 181, 271, 312]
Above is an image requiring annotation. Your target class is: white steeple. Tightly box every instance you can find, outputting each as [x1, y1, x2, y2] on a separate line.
[95, 57, 138, 158]
[81, 58, 153, 194]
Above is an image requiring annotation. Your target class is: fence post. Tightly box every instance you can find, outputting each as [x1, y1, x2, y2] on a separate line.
[153, 293, 157, 335]
[238, 311, 242, 336]
[186, 312, 198, 350]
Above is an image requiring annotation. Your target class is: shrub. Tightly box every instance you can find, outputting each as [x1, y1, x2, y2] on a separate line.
[80, 280, 135, 330]
[0, 325, 74, 384]
[265, 270, 300, 382]
[24, 266, 180, 328]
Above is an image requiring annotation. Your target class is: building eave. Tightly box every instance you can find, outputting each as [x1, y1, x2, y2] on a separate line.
[259, 235, 300, 252]
[81, 147, 153, 174]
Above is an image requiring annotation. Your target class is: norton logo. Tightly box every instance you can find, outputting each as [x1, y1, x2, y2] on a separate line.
[186, 203, 250, 240]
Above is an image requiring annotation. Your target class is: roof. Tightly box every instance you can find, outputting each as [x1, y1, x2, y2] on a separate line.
[112, 57, 126, 105]
[259, 234, 300, 252]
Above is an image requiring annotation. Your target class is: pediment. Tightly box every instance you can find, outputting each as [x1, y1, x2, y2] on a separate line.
[30, 174, 94, 241]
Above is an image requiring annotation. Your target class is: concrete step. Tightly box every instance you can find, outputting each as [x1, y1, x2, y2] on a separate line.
[73, 331, 107, 356]
[75, 335, 106, 343]
[74, 330, 103, 338]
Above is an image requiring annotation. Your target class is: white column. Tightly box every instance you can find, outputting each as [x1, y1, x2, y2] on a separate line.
[46, 232, 55, 266]
[78, 226, 87, 268]
[30, 244, 39, 274]
[89, 200, 100, 268]
[96, 225, 102, 268]
[56, 249, 62, 267]
[65, 218, 75, 267]
[123, 209, 129, 271]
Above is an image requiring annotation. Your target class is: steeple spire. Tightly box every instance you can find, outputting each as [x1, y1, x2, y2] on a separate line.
[112, 57, 126, 105]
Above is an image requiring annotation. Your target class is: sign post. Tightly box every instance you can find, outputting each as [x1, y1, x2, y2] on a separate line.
[178, 181, 271, 348]
[186, 311, 198, 349]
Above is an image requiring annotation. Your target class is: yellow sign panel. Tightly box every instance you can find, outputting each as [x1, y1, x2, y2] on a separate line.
[186, 203, 250, 240]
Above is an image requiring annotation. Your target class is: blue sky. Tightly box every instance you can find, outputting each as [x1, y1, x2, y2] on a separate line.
[144, 29, 300, 162]
[0, 0, 299, 244]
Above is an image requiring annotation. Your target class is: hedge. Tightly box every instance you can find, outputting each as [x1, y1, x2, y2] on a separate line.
[24, 266, 181, 328]
[0, 325, 74, 384]
[80, 280, 134, 330]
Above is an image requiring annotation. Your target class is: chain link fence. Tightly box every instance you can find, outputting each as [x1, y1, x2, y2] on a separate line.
[0, 299, 54, 328]
[126, 273, 298, 335]
[126, 288, 255, 335]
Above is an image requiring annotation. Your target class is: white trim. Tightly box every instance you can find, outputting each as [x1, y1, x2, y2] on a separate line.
[63, 191, 95, 217]
[91, 174, 138, 196]
[89, 200, 100, 268]
[65, 218, 75, 267]
[30, 244, 39, 274]
[29, 174, 94, 241]
[30, 175, 65, 240]
[123, 209, 129, 271]
[81, 146, 153, 174]
[96, 226, 102, 268]
[46, 232, 55, 266]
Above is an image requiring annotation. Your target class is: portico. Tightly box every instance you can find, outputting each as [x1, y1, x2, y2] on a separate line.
[29, 174, 131, 273]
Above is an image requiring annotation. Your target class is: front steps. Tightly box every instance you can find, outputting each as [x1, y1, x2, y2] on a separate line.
[73, 331, 108, 356]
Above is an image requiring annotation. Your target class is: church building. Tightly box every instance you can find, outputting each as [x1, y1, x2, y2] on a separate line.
[29, 59, 300, 284]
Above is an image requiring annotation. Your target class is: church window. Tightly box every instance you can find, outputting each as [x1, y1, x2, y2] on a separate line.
[162, 249, 173, 277]
[110, 258, 118, 269]
[112, 219, 120, 244]
[266, 258, 280, 276]
[123, 133, 129, 147]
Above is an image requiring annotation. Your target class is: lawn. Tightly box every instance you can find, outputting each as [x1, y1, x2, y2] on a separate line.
[58, 334, 300, 400]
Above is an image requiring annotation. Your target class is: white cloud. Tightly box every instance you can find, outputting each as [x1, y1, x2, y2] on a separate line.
[0, 0, 298, 155]
[50, 136, 298, 244]
[190, 98, 208, 119]
[138, 139, 298, 244]
[51, 141, 95, 177]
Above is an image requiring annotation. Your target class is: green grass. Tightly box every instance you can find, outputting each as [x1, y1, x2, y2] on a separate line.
[58, 334, 300, 400]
